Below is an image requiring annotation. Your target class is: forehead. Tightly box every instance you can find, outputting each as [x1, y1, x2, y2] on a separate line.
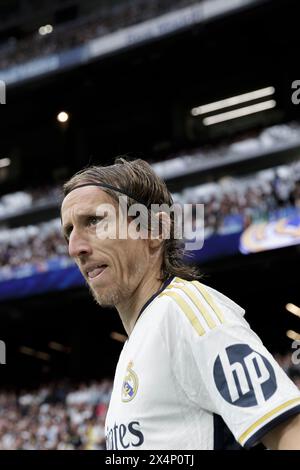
[61, 186, 116, 223]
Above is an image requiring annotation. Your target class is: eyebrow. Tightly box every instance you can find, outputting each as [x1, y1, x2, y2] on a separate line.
[62, 213, 104, 240]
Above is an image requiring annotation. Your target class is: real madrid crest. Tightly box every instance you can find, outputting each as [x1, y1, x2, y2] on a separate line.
[121, 361, 139, 402]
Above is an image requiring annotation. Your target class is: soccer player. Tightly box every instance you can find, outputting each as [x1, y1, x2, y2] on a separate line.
[61, 157, 300, 450]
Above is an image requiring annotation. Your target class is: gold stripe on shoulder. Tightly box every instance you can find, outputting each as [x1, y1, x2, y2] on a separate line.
[191, 281, 225, 324]
[165, 282, 216, 330]
[159, 291, 206, 336]
[238, 397, 300, 445]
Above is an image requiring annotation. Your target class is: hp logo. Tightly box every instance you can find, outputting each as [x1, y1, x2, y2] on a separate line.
[213, 344, 277, 407]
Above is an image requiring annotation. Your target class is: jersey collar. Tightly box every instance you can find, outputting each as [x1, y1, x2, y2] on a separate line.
[134, 275, 174, 326]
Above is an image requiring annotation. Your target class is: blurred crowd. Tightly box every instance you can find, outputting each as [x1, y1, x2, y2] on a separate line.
[0, 185, 61, 219]
[0, 120, 299, 219]
[152, 121, 300, 176]
[0, 0, 198, 70]
[1, 120, 299, 219]
[0, 157, 300, 280]
[0, 219, 70, 281]
[0, 379, 112, 450]
[0, 352, 298, 450]
[180, 160, 300, 238]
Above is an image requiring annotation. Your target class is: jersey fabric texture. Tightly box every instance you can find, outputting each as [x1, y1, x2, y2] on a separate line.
[105, 276, 300, 450]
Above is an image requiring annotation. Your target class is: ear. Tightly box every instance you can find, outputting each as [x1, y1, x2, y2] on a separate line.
[148, 211, 171, 251]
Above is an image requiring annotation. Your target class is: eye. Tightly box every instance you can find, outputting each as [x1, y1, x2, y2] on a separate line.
[88, 216, 103, 226]
[63, 225, 73, 243]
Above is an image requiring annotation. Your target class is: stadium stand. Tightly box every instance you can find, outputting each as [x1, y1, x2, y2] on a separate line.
[0, 379, 112, 450]
[1, 0, 300, 452]
[0, 355, 298, 450]
[0, 0, 199, 70]
[0, 155, 299, 283]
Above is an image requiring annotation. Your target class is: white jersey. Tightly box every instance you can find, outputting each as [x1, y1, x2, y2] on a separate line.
[105, 276, 300, 450]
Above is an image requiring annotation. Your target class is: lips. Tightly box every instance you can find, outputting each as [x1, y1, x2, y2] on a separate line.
[85, 264, 108, 280]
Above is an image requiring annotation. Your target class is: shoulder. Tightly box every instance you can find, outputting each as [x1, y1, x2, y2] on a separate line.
[156, 277, 247, 338]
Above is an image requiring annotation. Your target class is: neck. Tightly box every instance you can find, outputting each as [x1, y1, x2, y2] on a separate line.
[116, 273, 164, 336]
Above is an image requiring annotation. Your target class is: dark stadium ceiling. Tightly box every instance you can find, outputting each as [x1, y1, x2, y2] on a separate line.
[0, 0, 119, 34]
[0, 0, 300, 191]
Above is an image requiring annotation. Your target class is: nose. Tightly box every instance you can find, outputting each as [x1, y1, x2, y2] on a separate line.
[68, 228, 92, 259]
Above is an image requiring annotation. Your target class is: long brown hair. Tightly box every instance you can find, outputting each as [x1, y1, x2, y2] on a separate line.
[63, 156, 201, 282]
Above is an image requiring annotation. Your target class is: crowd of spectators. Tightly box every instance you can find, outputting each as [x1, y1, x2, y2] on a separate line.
[0, 379, 112, 450]
[152, 121, 300, 177]
[0, 157, 300, 280]
[1, 121, 299, 220]
[0, 185, 61, 220]
[0, 218, 70, 281]
[0, 351, 298, 450]
[0, 0, 198, 70]
[176, 159, 300, 238]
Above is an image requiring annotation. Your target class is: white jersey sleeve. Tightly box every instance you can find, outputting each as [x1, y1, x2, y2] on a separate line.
[158, 277, 300, 448]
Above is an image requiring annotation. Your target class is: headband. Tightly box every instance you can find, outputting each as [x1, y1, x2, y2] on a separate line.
[69, 183, 150, 209]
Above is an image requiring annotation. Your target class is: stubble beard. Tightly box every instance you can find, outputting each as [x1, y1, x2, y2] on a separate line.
[87, 259, 145, 309]
[89, 282, 130, 309]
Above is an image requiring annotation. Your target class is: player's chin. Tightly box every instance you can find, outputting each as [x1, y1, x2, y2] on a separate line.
[92, 290, 118, 308]
[89, 283, 118, 307]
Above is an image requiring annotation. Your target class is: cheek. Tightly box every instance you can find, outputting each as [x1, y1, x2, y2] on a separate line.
[129, 241, 149, 271]
[121, 241, 148, 277]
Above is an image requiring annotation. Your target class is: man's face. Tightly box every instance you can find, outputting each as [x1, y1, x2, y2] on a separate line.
[61, 186, 150, 307]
